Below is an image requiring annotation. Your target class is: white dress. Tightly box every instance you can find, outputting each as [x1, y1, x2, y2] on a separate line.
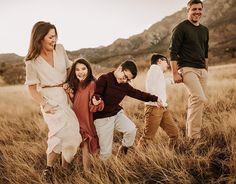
[25, 44, 82, 162]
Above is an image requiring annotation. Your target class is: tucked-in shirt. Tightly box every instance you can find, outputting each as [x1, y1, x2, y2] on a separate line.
[169, 20, 209, 69]
[93, 71, 158, 120]
[145, 65, 171, 107]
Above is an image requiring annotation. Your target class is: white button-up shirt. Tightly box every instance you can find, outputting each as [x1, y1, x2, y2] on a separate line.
[145, 65, 172, 107]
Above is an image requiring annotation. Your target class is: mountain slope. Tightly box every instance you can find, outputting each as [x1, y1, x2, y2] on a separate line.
[0, 0, 235, 84]
[70, 0, 236, 66]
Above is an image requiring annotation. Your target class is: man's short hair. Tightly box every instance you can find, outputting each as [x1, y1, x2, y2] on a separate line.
[187, 0, 203, 9]
[151, 53, 168, 65]
[120, 60, 137, 79]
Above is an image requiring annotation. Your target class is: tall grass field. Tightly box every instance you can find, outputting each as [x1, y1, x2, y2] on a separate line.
[0, 64, 236, 184]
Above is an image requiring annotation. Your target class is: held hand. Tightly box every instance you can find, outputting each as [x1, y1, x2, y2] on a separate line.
[68, 89, 74, 99]
[43, 103, 59, 114]
[92, 95, 101, 106]
[63, 83, 69, 90]
[173, 73, 183, 83]
[63, 83, 74, 98]
[156, 98, 164, 108]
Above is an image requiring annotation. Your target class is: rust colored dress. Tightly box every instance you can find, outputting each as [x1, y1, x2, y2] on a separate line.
[72, 81, 104, 154]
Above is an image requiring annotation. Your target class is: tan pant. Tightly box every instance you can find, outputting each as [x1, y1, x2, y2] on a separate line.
[139, 105, 179, 145]
[181, 67, 208, 139]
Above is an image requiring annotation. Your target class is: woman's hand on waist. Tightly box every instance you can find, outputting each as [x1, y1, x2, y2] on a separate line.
[41, 101, 59, 114]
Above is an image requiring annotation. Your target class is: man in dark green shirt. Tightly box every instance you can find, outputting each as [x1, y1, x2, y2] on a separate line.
[169, 0, 209, 140]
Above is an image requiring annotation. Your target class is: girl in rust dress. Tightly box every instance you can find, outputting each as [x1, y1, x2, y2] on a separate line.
[65, 58, 104, 171]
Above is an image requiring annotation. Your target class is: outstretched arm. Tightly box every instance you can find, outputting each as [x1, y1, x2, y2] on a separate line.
[127, 84, 158, 102]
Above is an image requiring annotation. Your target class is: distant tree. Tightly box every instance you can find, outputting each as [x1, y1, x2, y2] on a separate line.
[1, 62, 6, 68]
[225, 47, 236, 58]
[130, 38, 142, 50]
[2, 67, 25, 84]
[0, 62, 6, 75]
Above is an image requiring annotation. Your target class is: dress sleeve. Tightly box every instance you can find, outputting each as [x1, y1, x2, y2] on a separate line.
[24, 61, 40, 85]
[59, 44, 73, 69]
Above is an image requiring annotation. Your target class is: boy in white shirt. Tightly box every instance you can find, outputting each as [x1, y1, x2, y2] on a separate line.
[138, 54, 179, 148]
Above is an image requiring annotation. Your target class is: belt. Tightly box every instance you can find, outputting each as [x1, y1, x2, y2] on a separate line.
[41, 83, 64, 88]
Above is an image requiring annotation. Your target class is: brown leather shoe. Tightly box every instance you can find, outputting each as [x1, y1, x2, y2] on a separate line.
[120, 146, 129, 154]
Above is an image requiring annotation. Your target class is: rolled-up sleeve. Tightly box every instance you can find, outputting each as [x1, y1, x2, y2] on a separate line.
[24, 61, 40, 85]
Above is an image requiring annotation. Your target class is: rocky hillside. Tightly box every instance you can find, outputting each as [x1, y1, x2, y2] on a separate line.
[0, 53, 23, 64]
[69, 0, 235, 67]
[0, 0, 235, 85]
[0, 54, 24, 85]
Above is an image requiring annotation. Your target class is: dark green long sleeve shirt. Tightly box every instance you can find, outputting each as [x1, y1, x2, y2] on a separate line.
[169, 20, 209, 69]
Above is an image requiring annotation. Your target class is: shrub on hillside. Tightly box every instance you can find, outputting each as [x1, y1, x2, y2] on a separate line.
[2, 66, 25, 84]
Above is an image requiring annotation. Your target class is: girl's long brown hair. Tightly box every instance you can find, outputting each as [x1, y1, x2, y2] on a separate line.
[25, 21, 57, 61]
[66, 58, 95, 94]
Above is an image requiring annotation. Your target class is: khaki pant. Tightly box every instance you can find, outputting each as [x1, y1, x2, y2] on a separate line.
[181, 67, 208, 139]
[139, 105, 179, 145]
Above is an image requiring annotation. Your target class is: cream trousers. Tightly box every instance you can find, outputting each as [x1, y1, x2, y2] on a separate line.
[94, 110, 137, 160]
[180, 67, 208, 139]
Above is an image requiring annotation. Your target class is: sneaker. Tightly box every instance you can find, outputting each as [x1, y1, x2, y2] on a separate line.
[116, 146, 129, 158]
[120, 146, 129, 155]
[42, 166, 54, 183]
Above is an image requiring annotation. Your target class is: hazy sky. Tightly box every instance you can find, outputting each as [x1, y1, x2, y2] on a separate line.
[1, 0, 189, 56]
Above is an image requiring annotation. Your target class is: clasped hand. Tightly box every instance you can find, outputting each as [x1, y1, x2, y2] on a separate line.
[63, 83, 74, 98]
[173, 73, 183, 83]
[156, 98, 164, 108]
[92, 95, 102, 106]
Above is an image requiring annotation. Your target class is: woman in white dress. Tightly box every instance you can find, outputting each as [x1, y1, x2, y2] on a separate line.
[24, 21, 82, 181]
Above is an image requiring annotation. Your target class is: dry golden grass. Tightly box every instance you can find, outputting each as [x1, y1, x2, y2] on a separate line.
[1, 64, 236, 184]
